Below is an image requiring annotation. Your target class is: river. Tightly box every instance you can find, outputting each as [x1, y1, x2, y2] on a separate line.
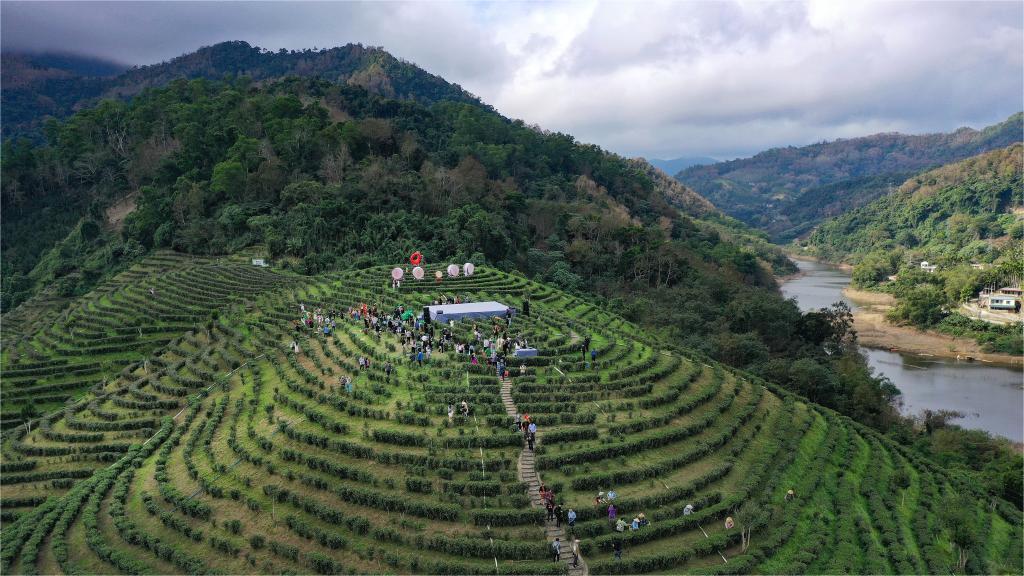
[780, 259, 1023, 442]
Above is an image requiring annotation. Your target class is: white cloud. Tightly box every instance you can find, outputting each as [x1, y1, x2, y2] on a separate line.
[2, 1, 1021, 159]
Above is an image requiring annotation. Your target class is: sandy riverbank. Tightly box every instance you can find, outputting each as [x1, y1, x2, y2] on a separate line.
[844, 288, 1023, 368]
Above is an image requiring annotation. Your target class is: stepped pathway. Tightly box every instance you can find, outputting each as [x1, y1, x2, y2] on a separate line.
[500, 374, 588, 576]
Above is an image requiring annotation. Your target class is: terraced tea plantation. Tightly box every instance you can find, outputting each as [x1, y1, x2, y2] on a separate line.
[1, 254, 1021, 575]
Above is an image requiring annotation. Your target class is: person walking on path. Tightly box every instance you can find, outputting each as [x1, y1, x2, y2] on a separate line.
[527, 434, 535, 451]
[546, 501, 555, 521]
[608, 503, 617, 521]
[552, 538, 561, 562]
[554, 503, 563, 527]
[567, 508, 577, 531]
[571, 539, 580, 568]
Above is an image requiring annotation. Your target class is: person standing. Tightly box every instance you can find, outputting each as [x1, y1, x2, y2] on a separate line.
[608, 503, 617, 522]
[552, 538, 561, 562]
[571, 539, 580, 568]
[567, 508, 577, 530]
[554, 503, 563, 527]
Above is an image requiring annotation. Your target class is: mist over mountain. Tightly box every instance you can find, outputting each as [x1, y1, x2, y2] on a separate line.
[646, 156, 717, 176]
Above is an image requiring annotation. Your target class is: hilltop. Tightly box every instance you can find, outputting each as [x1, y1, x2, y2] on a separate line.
[1, 41, 479, 140]
[676, 113, 1023, 240]
[0, 255, 1020, 575]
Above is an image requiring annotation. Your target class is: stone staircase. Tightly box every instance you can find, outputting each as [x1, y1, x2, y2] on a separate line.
[500, 375, 587, 576]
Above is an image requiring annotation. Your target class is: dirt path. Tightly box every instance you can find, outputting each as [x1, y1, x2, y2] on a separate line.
[500, 375, 587, 575]
[104, 193, 137, 231]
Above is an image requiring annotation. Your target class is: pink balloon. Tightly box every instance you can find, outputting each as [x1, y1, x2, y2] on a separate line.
[412, 266, 425, 280]
[391, 267, 404, 280]
[447, 264, 459, 277]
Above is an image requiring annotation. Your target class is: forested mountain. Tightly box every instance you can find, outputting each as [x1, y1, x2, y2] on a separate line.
[2, 44, 1021, 570]
[6, 37, 1018, 490]
[676, 113, 1023, 240]
[1, 41, 479, 139]
[803, 144, 1023, 265]
[646, 155, 716, 175]
[6, 54, 929, 446]
[1, 52, 127, 139]
[802, 145, 1023, 355]
[2, 71, 811, 373]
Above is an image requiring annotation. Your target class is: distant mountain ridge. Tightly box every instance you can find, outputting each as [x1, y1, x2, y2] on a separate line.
[646, 155, 716, 175]
[676, 113, 1024, 241]
[2, 40, 480, 139]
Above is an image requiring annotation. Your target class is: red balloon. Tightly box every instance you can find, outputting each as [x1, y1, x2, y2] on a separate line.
[410, 251, 423, 266]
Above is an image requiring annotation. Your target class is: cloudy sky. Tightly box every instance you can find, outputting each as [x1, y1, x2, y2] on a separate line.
[3, 1, 1021, 159]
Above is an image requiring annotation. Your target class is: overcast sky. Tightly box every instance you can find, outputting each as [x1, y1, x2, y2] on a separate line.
[3, 1, 1021, 159]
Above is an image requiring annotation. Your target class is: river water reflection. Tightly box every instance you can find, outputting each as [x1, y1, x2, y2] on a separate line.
[780, 259, 1023, 442]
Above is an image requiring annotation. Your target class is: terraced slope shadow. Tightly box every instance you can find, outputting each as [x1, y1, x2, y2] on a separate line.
[0, 263, 1019, 575]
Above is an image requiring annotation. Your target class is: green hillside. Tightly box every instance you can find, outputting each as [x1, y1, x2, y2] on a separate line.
[676, 113, 1023, 240]
[802, 145, 1023, 354]
[1, 257, 1020, 575]
[803, 144, 1023, 265]
[2, 71, 810, 389]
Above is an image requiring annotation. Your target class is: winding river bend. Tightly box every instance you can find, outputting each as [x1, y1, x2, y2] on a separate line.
[780, 259, 1023, 442]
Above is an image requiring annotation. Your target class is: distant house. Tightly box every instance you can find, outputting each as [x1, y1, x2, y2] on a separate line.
[988, 295, 1020, 311]
[970, 263, 989, 270]
[981, 287, 1022, 312]
[919, 261, 937, 273]
[251, 258, 268, 267]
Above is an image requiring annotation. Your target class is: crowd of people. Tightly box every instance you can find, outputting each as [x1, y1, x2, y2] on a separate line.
[286, 295, 644, 565]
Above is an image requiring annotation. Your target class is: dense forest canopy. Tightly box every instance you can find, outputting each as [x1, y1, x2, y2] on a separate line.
[804, 144, 1023, 266]
[1, 41, 479, 141]
[677, 113, 1023, 240]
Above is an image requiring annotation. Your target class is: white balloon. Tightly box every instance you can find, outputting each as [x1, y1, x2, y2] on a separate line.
[391, 267, 404, 280]
[447, 264, 459, 277]
[435, 270, 443, 279]
[412, 266, 425, 280]
[463, 262, 475, 276]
